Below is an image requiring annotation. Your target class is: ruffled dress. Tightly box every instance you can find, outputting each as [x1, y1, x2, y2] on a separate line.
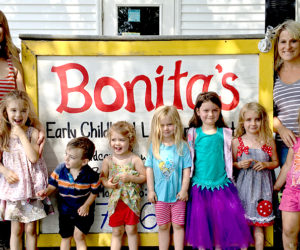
[108, 160, 141, 217]
[185, 127, 253, 249]
[0, 127, 51, 223]
[236, 137, 275, 226]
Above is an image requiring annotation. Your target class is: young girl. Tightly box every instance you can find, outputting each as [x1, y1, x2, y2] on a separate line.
[185, 91, 253, 250]
[101, 121, 146, 250]
[0, 90, 50, 250]
[145, 105, 191, 250]
[233, 102, 279, 250]
[274, 108, 300, 250]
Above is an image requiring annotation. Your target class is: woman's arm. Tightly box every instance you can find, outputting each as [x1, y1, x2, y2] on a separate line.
[274, 147, 294, 191]
[273, 116, 296, 147]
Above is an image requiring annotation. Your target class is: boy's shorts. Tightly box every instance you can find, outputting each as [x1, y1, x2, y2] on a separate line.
[109, 200, 139, 227]
[59, 213, 94, 238]
[155, 200, 186, 226]
[279, 187, 300, 212]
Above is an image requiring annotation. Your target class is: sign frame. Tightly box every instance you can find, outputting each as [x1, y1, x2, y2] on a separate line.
[21, 36, 274, 247]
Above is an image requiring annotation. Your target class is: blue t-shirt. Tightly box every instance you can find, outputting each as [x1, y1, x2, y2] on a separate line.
[145, 142, 192, 203]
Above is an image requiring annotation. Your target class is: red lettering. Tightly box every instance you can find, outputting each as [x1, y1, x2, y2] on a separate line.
[124, 75, 155, 112]
[52, 63, 92, 113]
[94, 77, 124, 112]
[168, 60, 188, 110]
[155, 65, 164, 108]
[221, 73, 239, 111]
[186, 74, 213, 109]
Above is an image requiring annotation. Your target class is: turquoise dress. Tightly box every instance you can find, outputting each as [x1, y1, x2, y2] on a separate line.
[185, 126, 253, 249]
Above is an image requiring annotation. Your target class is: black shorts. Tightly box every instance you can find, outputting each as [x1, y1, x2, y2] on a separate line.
[59, 213, 94, 238]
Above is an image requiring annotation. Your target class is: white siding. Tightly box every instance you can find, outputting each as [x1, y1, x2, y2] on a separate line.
[179, 0, 265, 35]
[1, 0, 102, 49]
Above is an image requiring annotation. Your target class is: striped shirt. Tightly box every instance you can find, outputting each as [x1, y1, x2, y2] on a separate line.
[0, 58, 16, 100]
[273, 75, 300, 142]
[49, 163, 101, 216]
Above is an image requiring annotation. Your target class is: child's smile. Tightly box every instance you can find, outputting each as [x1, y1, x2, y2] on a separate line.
[6, 99, 29, 128]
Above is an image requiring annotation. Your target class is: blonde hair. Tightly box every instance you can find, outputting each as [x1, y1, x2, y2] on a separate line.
[273, 20, 300, 71]
[149, 105, 185, 159]
[107, 121, 137, 151]
[0, 90, 40, 151]
[0, 11, 19, 60]
[235, 102, 273, 144]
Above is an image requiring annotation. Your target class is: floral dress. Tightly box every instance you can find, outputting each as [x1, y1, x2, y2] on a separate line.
[108, 160, 141, 217]
[236, 137, 274, 226]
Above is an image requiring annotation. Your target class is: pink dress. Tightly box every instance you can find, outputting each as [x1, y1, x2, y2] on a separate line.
[0, 127, 50, 223]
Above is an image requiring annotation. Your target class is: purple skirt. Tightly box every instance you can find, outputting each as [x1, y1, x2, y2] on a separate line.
[185, 182, 253, 249]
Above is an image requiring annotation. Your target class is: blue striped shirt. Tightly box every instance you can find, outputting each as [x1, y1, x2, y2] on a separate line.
[49, 163, 101, 216]
[273, 75, 300, 142]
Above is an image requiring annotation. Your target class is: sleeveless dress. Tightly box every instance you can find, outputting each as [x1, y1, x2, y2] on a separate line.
[236, 137, 274, 226]
[108, 159, 141, 217]
[185, 127, 253, 249]
[0, 58, 16, 100]
[0, 127, 51, 223]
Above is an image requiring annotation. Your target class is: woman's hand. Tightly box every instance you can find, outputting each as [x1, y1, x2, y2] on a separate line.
[278, 125, 296, 148]
[37, 130, 45, 155]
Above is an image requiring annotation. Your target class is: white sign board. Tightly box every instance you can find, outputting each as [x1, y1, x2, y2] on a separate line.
[37, 54, 259, 233]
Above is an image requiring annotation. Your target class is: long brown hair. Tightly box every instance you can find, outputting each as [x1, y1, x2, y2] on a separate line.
[0, 11, 19, 60]
[0, 90, 40, 151]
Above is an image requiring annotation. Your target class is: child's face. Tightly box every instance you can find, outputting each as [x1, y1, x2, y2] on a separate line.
[196, 101, 220, 127]
[243, 110, 261, 135]
[159, 116, 175, 140]
[6, 99, 29, 128]
[64, 147, 88, 171]
[110, 130, 130, 156]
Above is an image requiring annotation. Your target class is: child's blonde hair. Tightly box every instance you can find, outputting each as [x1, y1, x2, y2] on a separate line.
[107, 121, 137, 151]
[149, 105, 184, 159]
[0, 90, 40, 151]
[235, 102, 272, 144]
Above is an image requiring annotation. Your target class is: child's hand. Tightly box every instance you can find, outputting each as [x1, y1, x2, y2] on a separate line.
[107, 177, 118, 189]
[36, 190, 47, 200]
[3, 169, 19, 184]
[252, 161, 266, 171]
[148, 190, 157, 204]
[177, 190, 188, 201]
[78, 204, 90, 216]
[119, 173, 131, 183]
[238, 159, 253, 169]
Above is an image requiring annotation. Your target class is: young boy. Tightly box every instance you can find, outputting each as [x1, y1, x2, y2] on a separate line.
[37, 137, 101, 250]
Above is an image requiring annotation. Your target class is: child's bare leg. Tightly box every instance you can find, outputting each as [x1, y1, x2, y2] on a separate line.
[125, 224, 138, 250]
[10, 221, 24, 250]
[73, 227, 87, 250]
[24, 221, 37, 250]
[172, 223, 184, 250]
[282, 211, 300, 250]
[254, 226, 264, 250]
[111, 225, 125, 250]
[158, 223, 171, 250]
[60, 237, 72, 250]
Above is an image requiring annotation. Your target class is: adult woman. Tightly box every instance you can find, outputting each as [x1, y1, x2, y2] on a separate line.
[273, 20, 300, 250]
[0, 11, 25, 96]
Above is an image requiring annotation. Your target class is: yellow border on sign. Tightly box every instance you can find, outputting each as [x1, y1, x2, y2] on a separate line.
[21, 39, 274, 247]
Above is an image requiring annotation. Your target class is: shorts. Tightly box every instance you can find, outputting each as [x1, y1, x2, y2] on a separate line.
[59, 213, 94, 238]
[155, 200, 186, 226]
[109, 200, 139, 227]
[279, 187, 300, 212]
